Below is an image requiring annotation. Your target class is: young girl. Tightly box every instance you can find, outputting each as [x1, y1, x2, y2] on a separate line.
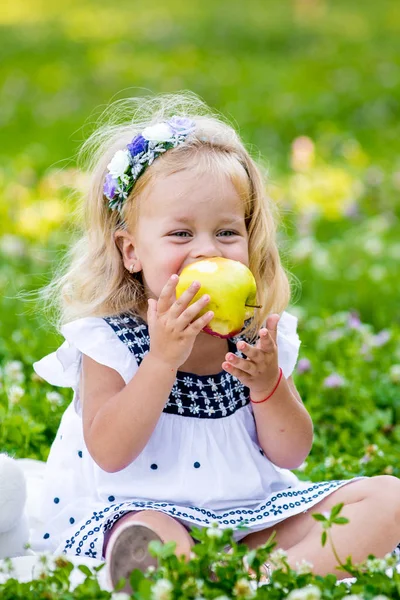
[32, 94, 400, 588]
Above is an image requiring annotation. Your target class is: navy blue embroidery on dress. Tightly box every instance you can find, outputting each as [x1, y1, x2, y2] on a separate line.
[61, 480, 347, 556]
[103, 314, 250, 419]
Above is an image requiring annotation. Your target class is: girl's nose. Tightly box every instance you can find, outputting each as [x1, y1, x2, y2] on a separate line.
[191, 236, 221, 259]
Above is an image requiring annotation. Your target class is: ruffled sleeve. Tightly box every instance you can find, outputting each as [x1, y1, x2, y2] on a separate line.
[276, 311, 301, 378]
[33, 317, 139, 389]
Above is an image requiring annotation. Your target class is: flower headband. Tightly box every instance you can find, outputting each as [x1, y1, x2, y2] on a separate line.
[104, 116, 196, 214]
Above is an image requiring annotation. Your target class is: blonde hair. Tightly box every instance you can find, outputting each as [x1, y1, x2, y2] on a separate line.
[43, 92, 291, 340]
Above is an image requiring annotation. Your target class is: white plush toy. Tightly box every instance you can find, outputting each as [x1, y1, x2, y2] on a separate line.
[0, 454, 29, 558]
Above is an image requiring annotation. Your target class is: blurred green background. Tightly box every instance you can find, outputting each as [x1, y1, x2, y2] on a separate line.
[0, 0, 399, 481]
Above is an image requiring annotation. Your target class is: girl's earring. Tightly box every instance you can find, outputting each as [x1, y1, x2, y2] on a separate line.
[128, 263, 135, 274]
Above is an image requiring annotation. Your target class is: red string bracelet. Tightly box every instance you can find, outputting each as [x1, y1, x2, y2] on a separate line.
[250, 368, 283, 404]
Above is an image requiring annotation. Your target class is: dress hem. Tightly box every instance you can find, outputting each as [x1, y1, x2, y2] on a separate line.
[54, 477, 363, 559]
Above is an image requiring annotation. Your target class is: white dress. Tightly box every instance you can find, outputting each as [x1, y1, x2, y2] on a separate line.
[31, 311, 357, 559]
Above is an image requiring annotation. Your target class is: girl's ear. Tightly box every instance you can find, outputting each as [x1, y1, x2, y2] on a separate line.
[114, 230, 142, 273]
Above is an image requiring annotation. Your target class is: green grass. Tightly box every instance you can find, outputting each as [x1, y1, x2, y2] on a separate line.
[1, 0, 399, 174]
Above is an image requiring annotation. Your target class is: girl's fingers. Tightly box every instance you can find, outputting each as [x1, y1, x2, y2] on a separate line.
[188, 310, 214, 335]
[266, 314, 280, 344]
[239, 334, 274, 358]
[157, 275, 180, 314]
[225, 353, 256, 376]
[176, 294, 210, 328]
[258, 328, 276, 352]
[236, 341, 260, 360]
[222, 361, 249, 383]
[168, 280, 202, 319]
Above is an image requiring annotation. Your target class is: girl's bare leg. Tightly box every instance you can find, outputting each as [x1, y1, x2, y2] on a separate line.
[104, 510, 194, 591]
[103, 510, 194, 558]
[241, 475, 400, 579]
[104, 509, 194, 559]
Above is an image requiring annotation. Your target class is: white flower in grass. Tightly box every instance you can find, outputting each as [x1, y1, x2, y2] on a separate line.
[32, 552, 58, 578]
[0, 234, 26, 257]
[389, 364, 400, 384]
[286, 585, 321, 600]
[372, 596, 391, 600]
[366, 557, 387, 572]
[4, 361, 25, 384]
[295, 559, 313, 574]
[206, 526, 223, 538]
[182, 577, 205, 595]
[8, 385, 24, 405]
[142, 123, 173, 142]
[233, 577, 255, 598]
[269, 548, 288, 569]
[384, 551, 398, 568]
[364, 237, 383, 256]
[46, 391, 64, 406]
[195, 579, 204, 592]
[111, 593, 131, 600]
[152, 578, 173, 600]
[107, 150, 130, 178]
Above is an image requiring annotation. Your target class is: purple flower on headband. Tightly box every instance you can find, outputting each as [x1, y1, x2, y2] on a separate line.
[104, 173, 117, 199]
[127, 135, 147, 157]
[168, 116, 196, 136]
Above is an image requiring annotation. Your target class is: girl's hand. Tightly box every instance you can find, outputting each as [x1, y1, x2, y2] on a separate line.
[147, 274, 214, 371]
[222, 314, 281, 398]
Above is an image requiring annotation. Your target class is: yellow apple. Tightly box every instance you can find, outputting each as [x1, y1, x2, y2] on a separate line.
[176, 257, 258, 338]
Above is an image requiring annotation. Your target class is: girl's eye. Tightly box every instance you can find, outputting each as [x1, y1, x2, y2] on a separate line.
[169, 230, 238, 238]
[170, 231, 191, 237]
[218, 230, 237, 237]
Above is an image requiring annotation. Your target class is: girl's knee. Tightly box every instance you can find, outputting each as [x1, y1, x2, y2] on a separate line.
[371, 474, 400, 497]
[131, 510, 194, 557]
[134, 509, 188, 531]
[367, 475, 400, 497]
[366, 475, 400, 525]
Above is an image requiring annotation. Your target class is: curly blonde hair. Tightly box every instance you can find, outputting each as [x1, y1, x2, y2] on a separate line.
[43, 92, 291, 340]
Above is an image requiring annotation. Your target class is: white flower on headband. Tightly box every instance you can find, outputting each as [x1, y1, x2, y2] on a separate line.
[104, 116, 196, 216]
[107, 149, 130, 178]
[142, 123, 174, 143]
